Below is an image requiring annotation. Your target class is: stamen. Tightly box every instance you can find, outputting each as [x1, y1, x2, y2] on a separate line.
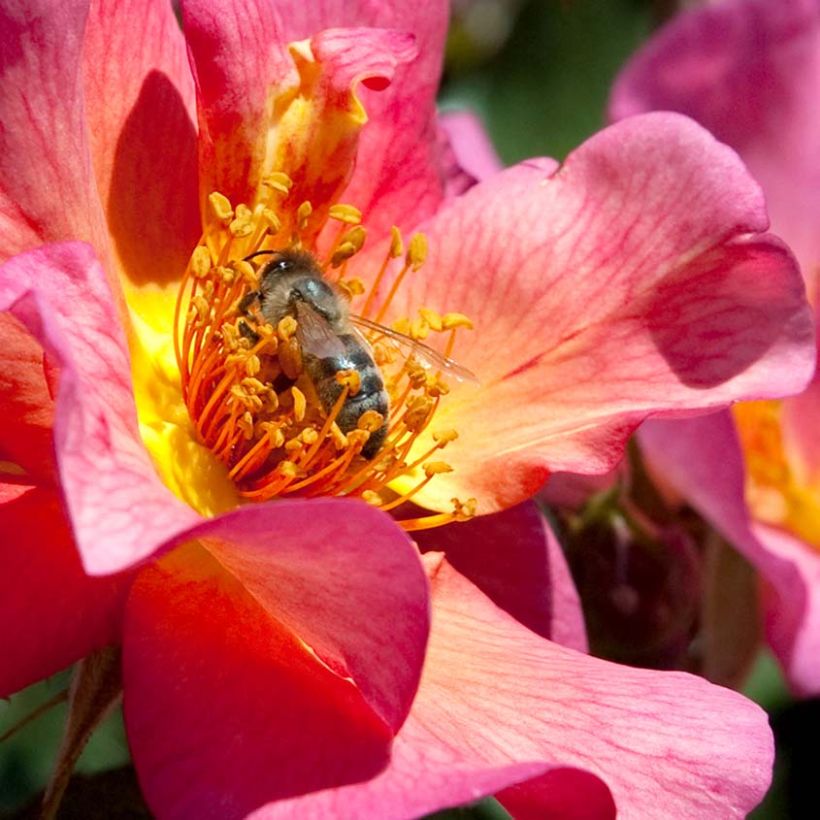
[173, 186, 474, 532]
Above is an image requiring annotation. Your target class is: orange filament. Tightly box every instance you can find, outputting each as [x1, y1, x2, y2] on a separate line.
[173, 180, 477, 530]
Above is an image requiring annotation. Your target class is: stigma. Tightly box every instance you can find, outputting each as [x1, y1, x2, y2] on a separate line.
[174, 173, 476, 531]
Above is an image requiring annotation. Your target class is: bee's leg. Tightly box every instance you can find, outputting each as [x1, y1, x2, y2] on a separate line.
[238, 291, 261, 315]
[238, 319, 260, 344]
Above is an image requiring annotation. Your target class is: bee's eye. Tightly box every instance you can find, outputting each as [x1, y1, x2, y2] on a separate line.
[274, 259, 291, 272]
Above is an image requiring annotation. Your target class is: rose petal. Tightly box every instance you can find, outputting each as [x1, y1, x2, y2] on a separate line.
[124, 498, 430, 819]
[0, 481, 130, 697]
[610, 0, 820, 279]
[639, 413, 820, 695]
[438, 109, 505, 192]
[782, 367, 820, 482]
[180, 0, 292, 211]
[249, 558, 773, 818]
[0, 314, 55, 482]
[0, 242, 201, 574]
[414, 501, 587, 651]
[83, 0, 200, 293]
[0, 0, 108, 262]
[386, 112, 815, 512]
[270, 0, 451, 236]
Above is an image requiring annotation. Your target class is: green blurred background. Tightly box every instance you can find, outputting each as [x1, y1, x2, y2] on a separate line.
[2, 1, 817, 817]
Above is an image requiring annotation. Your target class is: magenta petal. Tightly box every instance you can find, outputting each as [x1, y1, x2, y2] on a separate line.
[125, 499, 429, 819]
[0, 0, 108, 262]
[0, 242, 200, 574]
[414, 501, 587, 651]
[270, 0, 451, 236]
[640, 413, 820, 695]
[610, 0, 820, 278]
[497, 768, 616, 820]
[438, 109, 505, 189]
[396, 112, 815, 512]
[0, 482, 131, 697]
[249, 558, 773, 818]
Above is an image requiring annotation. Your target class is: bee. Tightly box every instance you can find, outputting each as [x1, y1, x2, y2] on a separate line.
[239, 248, 474, 460]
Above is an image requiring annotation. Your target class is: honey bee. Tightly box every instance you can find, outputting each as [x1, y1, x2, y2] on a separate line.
[239, 249, 474, 459]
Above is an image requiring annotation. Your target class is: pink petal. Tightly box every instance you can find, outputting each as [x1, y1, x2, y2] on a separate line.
[414, 501, 587, 651]
[270, 0, 450, 237]
[0, 0, 109, 262]
[0, 314, 56, 482]
[639, 413, 820, 695]
[250, 558, 773, 818]
[0, 242, 200, 574]
[610, 0, 820, 280]
[782, 366, 820, 480]
[387, 112, 815, 513]
[0, 481, 131, 697]
[180, 0, 292, 210]
[83, 0, 200, 290]
[124, 499, 430, 819]
[438, 109, 506, 192]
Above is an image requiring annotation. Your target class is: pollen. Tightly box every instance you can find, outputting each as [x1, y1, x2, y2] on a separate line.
[173, 182, 477, 530]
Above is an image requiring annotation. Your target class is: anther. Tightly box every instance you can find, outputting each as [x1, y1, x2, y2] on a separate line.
[291, 386, 307, 422]
[423, 461, 453, 477]
[442, 313, 474, 330]
[329, 204, 362, 225]
[191, 246, 213, 278]
[208, 192, 234, 223]
[297, 201, 313, 231]
[407, 233, 428, 270]
[389, 226, 404, 258]
[262, 172, 294, 195]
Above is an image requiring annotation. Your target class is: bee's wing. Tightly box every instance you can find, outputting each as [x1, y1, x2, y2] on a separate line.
[294, 301, 348, 359]
[350, 315, 478, 383]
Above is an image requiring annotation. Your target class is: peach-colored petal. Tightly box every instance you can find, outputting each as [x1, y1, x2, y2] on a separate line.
[387, 113, 815, 513]
[415, 501, 587, 651]
[249, 558, 773, 818]
[0, 242, 200, 574]
[0, 481, 131, 697]
[0, 0, 108, 262]
[610, 0, 820, 282]
[124, 500, 430, 819]
[83, 0, 200, 291]
[640, 413, 820, 695]
[0, 314, 55, 482]
[271, 0, 451, 237]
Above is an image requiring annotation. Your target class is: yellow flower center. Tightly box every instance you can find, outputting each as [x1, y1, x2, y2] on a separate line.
[167, 173, 476, 531]
[734, 400, 820, 547]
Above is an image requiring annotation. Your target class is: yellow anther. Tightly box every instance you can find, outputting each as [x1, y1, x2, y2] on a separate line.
[262, 208, 282, 233]
[277, 316, 298, 340]
[342, 225, 367, 252]
[262, 172, 293, 195]
[297, 201, 313, 230]
[259, 421, 285, 448]
[343, 277, 365, 296]
[331, 242, 358, 268]
[192, 295, 210, 322]
[217, 266, 235, 284]
[418, 308, 443, 332]
[347, 429, 371, 449]
[392, 317, 411, 335]
[278, 460, 300, 479]
[433, 429, 459, 445]
[330, 422, 348, 450]
[362, 490, 384, 506]
[241, 377, 267, 394]
[452, 497, 477, 520]
[301, 428, 319, 446]
[357, 410, 385, 432]
[285, 437, 304, 454]
[410, 316, 429, 340]
[245, 355, 261, 377]
[232, 260, 257, 285]
[442, 313, 474, 330]
[425, 374, 449, 398]
[329, 204, 362, 225]
[335, 369, 362, 395]
[208, 191, 234, 223]
[237, 412, 255, 440]
[389, 226, 404, 258]
[407, 233, 428, 270]
[405, 397, 434, 430]
[190, 246, 213, 278]
[229, 205, 254, 238]
[424, 461, 453, 477]
[291, 386, 306, 422]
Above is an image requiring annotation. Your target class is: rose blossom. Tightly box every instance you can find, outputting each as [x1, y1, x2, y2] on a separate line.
[0, 0, 814, 816]
[611, 0, 820, 696]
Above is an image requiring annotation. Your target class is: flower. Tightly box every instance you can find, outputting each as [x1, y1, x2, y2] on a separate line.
[611, 0, 820, 695]
[0, 0, 813, 816]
